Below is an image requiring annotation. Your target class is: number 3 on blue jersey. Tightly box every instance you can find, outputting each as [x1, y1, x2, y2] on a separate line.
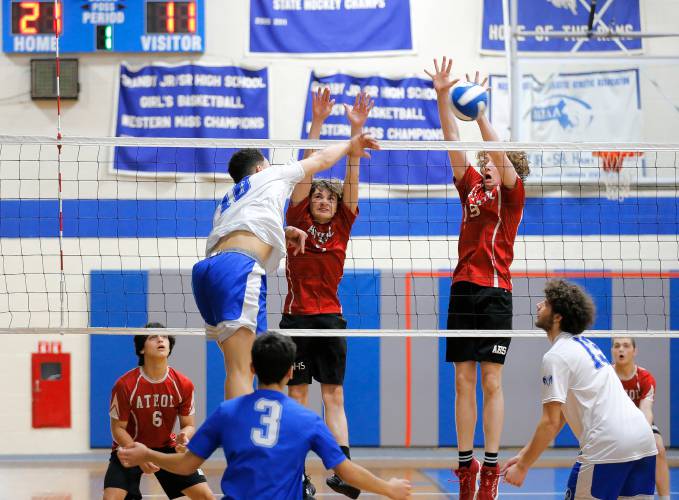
[220, 176, 252, 213]
[251, 398, 282, 448]
[573, 337, 609, 369]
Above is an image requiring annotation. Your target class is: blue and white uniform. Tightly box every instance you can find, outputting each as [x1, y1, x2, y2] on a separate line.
[192, 161, 305, 342]
[188, 389, 347, 500]
[541, 333, 657, 499]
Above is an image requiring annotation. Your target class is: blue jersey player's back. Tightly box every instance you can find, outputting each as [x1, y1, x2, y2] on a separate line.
[188, 389, 346, 500]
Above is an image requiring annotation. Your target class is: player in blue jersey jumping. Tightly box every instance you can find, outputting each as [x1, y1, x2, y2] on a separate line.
[118, 332, 412, 500]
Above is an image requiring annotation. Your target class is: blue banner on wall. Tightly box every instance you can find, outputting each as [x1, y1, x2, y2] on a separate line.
[114, 63, 268, 175]
[481, 0, 642, 53]
[301, 73, 451, 185]
[249, 0, 412, 54]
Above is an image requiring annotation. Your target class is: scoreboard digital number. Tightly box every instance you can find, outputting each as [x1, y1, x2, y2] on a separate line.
[3, 0, 205, 53]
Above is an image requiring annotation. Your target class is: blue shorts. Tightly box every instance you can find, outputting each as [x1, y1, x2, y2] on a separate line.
[566, 455, 656, 499]
[192, 250, 267, 343]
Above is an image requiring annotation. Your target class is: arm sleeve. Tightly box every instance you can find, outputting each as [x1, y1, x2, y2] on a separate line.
[286, 197, 310, 226]
[187, 407, 223, 459]
[541, 353, 570, 404]
[109, 380, 131, 421]
[455, 166, 480, 201]
[179, 378, 196, 417]
[264, 161, 305, 186]
[310, 417, 348, 470]
[640, 371, 656, 403]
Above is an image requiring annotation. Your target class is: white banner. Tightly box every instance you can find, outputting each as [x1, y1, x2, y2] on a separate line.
[489, 69, 642, 181]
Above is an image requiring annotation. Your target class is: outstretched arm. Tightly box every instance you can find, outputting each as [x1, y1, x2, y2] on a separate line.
[502, 402, 566, 487]
[424, 56, 467, 181]
[292, 87, 336, 205]
[343, 91, 374, 214]
[118, 442, 206, 476]
[300, 133, 379, 179]
[467, 71, 518, 189]
[333, 459, 411, 500]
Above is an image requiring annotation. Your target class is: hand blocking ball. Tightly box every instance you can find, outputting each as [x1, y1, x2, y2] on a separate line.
[450, 82, 488, 121]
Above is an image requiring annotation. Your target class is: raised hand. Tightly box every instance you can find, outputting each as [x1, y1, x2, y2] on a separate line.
[345, 91, 375, 130]
[424, 56, 459, 94]
[465, 70, 490, 91]
[348, 133, 380, 159]
[311, 87, 336, 123]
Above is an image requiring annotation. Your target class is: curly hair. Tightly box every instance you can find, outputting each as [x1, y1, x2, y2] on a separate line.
[476, 150, 531, 181]
[310, 178, 343, 202]
[544, 279, 595, 335]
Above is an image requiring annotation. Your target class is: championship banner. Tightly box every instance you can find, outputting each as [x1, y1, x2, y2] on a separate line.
[114, 63, 268, 175]
[489, 68, 641, 181]
[302, 73, 450, 185]
[481, 0, 642, 53]
[249, 0, 412, 55]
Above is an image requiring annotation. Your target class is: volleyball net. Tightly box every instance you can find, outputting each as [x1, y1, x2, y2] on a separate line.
[0, 135, 677, 338]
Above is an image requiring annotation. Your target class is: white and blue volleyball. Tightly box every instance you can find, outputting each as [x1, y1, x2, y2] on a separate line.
[450, 82, 488, 121]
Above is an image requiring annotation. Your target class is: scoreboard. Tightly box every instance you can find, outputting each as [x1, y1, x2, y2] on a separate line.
[3, 0, 205, 53]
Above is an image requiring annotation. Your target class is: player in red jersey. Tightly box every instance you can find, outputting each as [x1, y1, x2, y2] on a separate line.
[426, 57, 530, 500]
[280, 88, 373, 500]
[103, 324, 213, 500]
[613, 336, 670, 500]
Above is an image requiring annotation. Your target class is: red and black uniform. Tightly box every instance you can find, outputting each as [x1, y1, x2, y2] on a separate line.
[104, 367, 206, 499]
[620, 365, 661, 435]
[446, 166, 525, 364]
[282, 197, 357, 385]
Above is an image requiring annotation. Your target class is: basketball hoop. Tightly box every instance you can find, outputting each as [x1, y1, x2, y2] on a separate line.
[593, 151, 642, 202]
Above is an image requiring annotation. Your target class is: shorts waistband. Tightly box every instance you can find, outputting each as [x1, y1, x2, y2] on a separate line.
[208, 247, 265, 270]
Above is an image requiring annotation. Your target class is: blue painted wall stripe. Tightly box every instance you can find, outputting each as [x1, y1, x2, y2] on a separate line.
[554, 277, 612, 447]
[670, 278, 679, 447]
[1, 197, 677, 238]
[90, 271, 148, 448]
[341, 271, 381, 446]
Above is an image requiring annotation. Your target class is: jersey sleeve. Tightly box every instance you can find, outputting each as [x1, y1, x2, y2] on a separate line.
[109, 378, 131, 422]
[178, 375, 196, 417]
[310, 416, 347, 470]
[541, 352, 570, 404]
[263, 161, 305, 186]
[187, 406, 223, 460]
[639, 369, 657, 403]
[501, 175, 525, 203]
[455, 166, 480, 201]
[286, 196, 310, 227]
[337, 201, 358, 229]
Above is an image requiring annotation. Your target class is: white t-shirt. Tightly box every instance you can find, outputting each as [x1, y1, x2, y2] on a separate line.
[205, 161, 305, 273]
[541, 333, 657, 464]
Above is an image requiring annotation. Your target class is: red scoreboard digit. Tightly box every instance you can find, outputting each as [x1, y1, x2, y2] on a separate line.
[11, 1, 61, 35]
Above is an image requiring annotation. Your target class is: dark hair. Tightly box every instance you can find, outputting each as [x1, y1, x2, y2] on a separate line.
[544, 279, 595, 335]
[134, 322, 175, 366]
[228, 149, 265, 183]
[251, 332, 296, 385]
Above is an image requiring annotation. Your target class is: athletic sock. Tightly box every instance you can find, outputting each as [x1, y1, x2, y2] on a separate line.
[483, 451, 499, 468]
[458, 450, 474, 468]
[340, 445, 351, 460]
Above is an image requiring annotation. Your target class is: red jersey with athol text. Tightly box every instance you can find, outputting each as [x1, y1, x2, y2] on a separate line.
[619, 365, 656, 408]
[284, 197, 357, 315]
[109, 366, 195, 450]
[454, 167, 525, 291]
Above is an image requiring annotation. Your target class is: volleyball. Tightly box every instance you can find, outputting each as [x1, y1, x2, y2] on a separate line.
[450, 82, 488, 121]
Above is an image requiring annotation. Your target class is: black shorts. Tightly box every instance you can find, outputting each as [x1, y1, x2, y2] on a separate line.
[104, 447, 207, 500]
[280, 313, 348, 386]
[445, 281, 513, 365]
